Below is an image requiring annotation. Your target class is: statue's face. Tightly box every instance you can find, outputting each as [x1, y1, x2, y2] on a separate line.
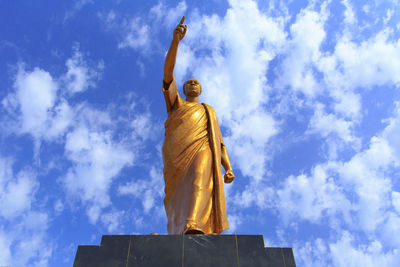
[183, 79, 202, 97]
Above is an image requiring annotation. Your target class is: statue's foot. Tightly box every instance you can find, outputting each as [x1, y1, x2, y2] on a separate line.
[184, 229, 204, 235]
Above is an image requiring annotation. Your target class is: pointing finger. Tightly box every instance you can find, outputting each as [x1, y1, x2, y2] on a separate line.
[179, 16, 185, 24]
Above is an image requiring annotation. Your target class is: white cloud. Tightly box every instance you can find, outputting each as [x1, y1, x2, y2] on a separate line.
[277, 104, 400, 260]
[382, 102, 400, 162]
[278, 116, 398, 232]
[0, 157, 38, 220]
[1, 46, 157, 229]
[339, 137, 394, 232]
[74, 0, 93, 10]
[232, 181, 276, 211]
[118, 18, 150, 50]
[330, 232, 400, 267]
[333, 30, 400, 89]
[383, 8, 394, 25]
[225, 111, 277, 180]
[118, 166, 164, 214]
[393, 191, 400, 214]
[0, 170, 38, 219]
[2, 47, 102, 148]
[105, 1, 187, 55]
[60, 97, 158, 224]
[130, 110, 154, 141]
[0, 213, 52, 267]
[277, 162, 350, 225]
[149, 1, 187, 30]
[0, 156, 13, 189]
[64, 0, 94, 21]
[362, 4, 370, 14]
[295, 232, 400, 267]
[381, 212, 400, 248]
[101, 210, 125, 233]
[271, 5, 400, 238]
[0, 157, 52, 266]
[14, 66, 58, 138]
[337, 104, 400, 235]
[46, 100, 73, 139]
[295, 238, 329, 267]
[0, 230, 12, 264]
[342, 0, 356, 25]
[64, 48, 102, 94]
[273, 2, 400, 161]
[11, 212, 52, 267]
[64, 122, 134, 223]
[225, 214, 242, 233]
[307, 103, 360, 159]
[278, 7, 327, 98]
[331, 90, 361, 120]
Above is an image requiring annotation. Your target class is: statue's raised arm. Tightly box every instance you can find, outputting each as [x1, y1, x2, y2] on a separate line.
[163, 16, 187, 84]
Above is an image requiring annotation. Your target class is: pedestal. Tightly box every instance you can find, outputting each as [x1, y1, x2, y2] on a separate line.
[73, 235, 296, 267]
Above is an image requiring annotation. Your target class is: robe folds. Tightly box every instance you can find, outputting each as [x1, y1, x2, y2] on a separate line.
[162, 78, 229, 234]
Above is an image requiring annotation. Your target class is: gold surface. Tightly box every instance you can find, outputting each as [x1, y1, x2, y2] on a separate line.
[162, 16, 235, 235]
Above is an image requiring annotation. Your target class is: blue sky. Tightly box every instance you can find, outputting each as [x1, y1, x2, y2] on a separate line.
[1, 0, 400, 266]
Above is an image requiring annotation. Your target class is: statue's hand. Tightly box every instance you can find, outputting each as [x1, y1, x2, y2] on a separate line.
[224, 169, 235, 184]
[173, 16, 187, 42]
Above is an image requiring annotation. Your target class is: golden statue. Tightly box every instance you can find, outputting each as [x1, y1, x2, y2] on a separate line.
[162, 16, 235, 235]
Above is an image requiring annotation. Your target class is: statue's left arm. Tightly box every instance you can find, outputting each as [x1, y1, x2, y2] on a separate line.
[206, 104, 235, 184]
[221, 143, 235, 183]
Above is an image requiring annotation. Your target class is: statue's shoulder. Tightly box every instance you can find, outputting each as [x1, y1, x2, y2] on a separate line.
[201, 103, 217, 119]
[201, 103, 214, 112]
[201, 102, 214, 110]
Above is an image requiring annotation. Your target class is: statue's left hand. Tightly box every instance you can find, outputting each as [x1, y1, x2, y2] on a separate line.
[224, 169, 235, 183]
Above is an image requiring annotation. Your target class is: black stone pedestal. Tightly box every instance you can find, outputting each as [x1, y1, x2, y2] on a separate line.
[73, 235, 296, 267]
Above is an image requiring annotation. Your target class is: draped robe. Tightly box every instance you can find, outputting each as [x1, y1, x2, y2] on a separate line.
[162, 78, 229, 234]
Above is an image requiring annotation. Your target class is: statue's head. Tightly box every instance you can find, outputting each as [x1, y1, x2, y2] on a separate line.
[183, 78, 202, 97]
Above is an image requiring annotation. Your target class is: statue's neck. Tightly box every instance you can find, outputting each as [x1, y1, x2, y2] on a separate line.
[185, 96, 199, 103]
